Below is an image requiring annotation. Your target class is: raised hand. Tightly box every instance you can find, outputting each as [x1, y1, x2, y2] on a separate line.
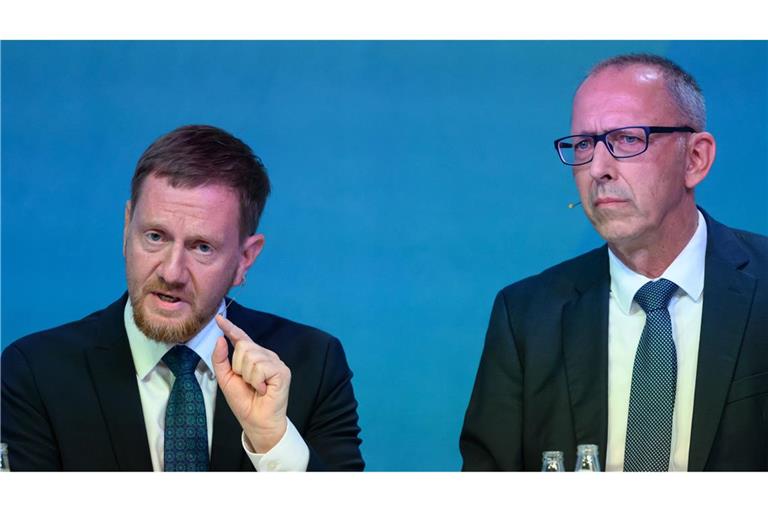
[211, 314, 291, 453]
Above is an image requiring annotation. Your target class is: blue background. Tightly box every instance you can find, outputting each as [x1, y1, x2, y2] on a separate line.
[2, 41, 767, 470]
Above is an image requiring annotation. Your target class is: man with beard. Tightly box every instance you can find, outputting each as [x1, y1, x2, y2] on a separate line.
[1, 125, 364, 471]
[460, 54, 768, 471]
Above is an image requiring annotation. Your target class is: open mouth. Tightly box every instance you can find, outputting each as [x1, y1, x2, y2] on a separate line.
[154, 292, 181, 304]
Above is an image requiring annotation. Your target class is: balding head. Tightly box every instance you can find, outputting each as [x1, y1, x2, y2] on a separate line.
[578, 53, 706, 131]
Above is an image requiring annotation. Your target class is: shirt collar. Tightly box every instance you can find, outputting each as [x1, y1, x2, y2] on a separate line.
[124, 299, 227, 380]
[609, 209, 707, 315]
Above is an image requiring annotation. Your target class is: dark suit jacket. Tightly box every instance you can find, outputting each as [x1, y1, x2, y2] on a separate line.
[460, 211, 768, 471]
[1, 296, 364, 471]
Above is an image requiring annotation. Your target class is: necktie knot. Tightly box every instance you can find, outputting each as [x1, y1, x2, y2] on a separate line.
[634, 278, 678, 313]
[162, 345, 201, 377]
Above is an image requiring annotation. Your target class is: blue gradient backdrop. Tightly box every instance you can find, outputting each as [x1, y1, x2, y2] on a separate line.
[2, 41, 767, 470]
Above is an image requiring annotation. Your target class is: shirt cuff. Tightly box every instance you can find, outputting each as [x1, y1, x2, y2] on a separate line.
[241, 419, 309, 471]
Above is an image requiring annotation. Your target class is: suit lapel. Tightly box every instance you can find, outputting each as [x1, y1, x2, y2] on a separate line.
[688, 213, 756, 471]
[561, 248, 610, 469]
[85, 295, 153, 471]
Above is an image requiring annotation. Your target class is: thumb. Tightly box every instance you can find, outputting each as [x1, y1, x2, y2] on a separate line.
[211, 336, 232, 383]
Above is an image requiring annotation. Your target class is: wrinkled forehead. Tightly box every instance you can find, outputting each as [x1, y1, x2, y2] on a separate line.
[132, 174, 241, 220]
[571, 64, 678, 130]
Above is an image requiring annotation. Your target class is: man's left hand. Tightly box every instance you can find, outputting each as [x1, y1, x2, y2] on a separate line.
[212, 314, 291, 453]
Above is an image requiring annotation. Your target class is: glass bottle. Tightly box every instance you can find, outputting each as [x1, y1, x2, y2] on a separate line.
[574, 444, 600, 472]
[541, 450, 565, 472]
[0, 443, 10, 472]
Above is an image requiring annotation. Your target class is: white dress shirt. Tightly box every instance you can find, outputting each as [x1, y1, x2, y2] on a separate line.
[124, 300, 309, 471]
[606, 210, 707, 471]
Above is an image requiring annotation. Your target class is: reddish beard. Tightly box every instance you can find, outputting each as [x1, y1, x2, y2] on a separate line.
[130, 278, 211, 344]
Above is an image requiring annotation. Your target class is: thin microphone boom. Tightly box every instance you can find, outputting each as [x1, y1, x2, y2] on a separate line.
[224, 274, 247, 313]
[568, 201, 582, 209]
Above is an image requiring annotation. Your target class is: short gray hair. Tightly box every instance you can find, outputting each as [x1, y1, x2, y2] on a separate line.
[585, 53, 706, 131]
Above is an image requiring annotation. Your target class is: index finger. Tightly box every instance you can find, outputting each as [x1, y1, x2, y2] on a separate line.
[215, 314, 252, 346]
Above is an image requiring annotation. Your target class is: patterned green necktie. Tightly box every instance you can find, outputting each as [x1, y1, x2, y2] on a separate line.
[162, 345, 209, 471]
[624, 278, 678, 472]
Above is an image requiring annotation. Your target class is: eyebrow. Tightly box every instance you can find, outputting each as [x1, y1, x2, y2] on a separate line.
[140, 222, 225, 247]
[573, 126, 637, 136]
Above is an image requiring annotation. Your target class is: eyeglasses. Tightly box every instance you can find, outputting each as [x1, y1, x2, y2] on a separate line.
[554, 126, 695, 166]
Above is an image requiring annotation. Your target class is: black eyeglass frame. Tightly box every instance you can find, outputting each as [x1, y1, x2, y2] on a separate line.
[553, 125, 696, 166]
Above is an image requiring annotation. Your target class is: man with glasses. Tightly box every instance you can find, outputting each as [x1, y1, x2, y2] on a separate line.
[460, 54, 768, 471]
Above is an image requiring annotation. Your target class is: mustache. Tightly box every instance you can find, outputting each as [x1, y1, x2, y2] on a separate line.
[141, 278, 195, 302]
[590, 185, 631, 202]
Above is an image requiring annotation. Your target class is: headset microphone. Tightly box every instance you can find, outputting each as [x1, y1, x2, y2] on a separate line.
[224, 273, 247, 313]
[567, 201, 582, 209]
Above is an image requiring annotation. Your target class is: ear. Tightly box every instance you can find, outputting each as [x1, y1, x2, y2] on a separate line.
[233, 234, 265, 286]
[122, 200, 132, 257]
[684, 131, 716, 189]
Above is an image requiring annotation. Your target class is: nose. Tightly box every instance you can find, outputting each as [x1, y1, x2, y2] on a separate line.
[587, 140, 618, 182]
[157, 243, 188, 286]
